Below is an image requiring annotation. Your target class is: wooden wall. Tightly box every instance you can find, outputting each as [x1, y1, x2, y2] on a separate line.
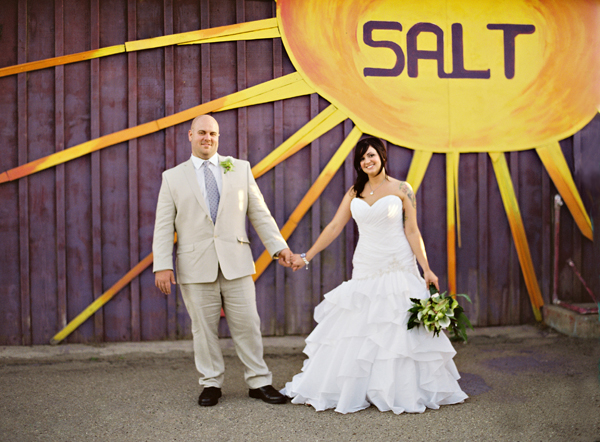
[0, 0, 598, 345]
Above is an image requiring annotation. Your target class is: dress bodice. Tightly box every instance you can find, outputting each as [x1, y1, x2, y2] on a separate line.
[350, 195, 418, 279]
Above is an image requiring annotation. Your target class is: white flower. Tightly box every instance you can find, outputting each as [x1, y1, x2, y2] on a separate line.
[438, 316, 451, 328]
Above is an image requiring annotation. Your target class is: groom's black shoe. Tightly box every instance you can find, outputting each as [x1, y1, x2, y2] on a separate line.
[249, 385, 287, 404]
[198, 387, 221, 406]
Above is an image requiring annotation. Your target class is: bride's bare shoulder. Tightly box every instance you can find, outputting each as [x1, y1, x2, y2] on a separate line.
[397, 180, 416, 208]
[395, 179, 413, 191]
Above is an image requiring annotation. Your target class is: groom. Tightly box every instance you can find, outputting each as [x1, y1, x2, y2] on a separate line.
[153, 114, 292, 406]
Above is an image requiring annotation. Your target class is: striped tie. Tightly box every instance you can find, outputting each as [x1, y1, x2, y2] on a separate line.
[203, 161, 220, 223]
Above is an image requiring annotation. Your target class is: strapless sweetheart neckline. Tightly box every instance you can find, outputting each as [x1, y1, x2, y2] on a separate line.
[352, 194, 400, 208]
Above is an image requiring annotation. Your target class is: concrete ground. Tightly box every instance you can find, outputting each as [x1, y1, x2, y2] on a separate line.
[1, 325, 599, 442]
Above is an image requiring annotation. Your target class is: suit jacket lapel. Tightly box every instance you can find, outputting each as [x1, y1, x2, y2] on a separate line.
[216, 155, 230, 220]
[182, 159, 211, 216]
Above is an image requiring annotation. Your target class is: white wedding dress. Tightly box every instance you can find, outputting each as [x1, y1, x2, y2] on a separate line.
[282, 195, 468, 414]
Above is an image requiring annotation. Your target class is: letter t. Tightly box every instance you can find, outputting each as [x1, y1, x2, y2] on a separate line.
[487, 24, 536, 79]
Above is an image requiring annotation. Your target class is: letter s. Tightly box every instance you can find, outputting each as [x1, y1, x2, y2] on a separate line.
[363, 21, 405, 77]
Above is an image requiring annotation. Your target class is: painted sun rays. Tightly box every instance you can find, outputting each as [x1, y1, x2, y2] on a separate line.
[0, 15, 595, 342]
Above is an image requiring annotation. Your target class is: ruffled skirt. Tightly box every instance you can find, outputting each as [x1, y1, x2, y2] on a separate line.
[281, 268, 468, 414]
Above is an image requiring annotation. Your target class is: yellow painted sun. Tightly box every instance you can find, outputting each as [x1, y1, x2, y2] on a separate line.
[0, 0, 597, 343]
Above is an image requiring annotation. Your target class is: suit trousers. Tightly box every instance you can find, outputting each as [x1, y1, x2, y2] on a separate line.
[179, 269, 272, 389]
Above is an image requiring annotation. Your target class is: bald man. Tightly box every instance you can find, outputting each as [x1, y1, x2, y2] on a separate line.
[153, 115, 292, 406]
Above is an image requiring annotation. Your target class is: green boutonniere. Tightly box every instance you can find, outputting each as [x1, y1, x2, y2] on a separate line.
[220, 158, 235, 174]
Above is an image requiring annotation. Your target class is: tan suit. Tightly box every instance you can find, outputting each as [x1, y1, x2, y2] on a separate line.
[153, 155, 288, 388]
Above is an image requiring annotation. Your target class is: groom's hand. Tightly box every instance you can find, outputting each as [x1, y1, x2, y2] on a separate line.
[277, 248, 293, 267]
[155, 270, 176, 295]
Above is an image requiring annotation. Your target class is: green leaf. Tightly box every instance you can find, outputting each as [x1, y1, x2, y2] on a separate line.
[457, 312, 474, 331]
[455, 293, 472, 304]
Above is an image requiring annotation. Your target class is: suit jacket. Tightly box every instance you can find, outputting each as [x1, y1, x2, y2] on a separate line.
[152, 155, 288, 283]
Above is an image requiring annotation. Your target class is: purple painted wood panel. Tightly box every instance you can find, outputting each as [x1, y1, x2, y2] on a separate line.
[136, 0, 168, 342]
[54, 0, 67, 337]
[578, 115, 600, 305]
[518, 149, 544, 323]
[418, 152, 447, 291]
[0, 0, 20, 345]
[486, 154, 511, 325]
[455, 153, 481, 325]
[127, 0, 140, 342]
[90, 0, 104, 343]
[27, 0, 58, 345]
[1, 0, 599, 345]
[99, 0, 130, 342]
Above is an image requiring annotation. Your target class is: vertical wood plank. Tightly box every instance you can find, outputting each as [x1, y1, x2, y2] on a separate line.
[55, 0, 68, 333]
[163, 0, 176, 340]
[18, 0, 31, 345]
[236, 0, 247, 162]
[127, 0, 140, 341]
[455, 153, 480, 325]
[488, 153, 512, 326]
[557, 138, 575, 300]
[415, 151, 425, 241]
[270, 9, 297, 333]
[477, 153, 489, 325]
[420, 152, 447, 290]
[272, 71, 285, 336]
[200, 0, 211, 104]
[0, 0, 21, 345]
[266, 2, 287, 336]
[273, 109, 286, 334]
[63, 0, 93, 343]
[99, 0, 131, 342]
[343, 119, 355, 280]
[540, 157, 552, 306]
[517, 149, 543, 322]
[309, 94, 322, 319]
[90, 0, 104, 342]
[571, 132, 583, 302]
[129, 0, 163, 341]
[28, 0, 57, 344]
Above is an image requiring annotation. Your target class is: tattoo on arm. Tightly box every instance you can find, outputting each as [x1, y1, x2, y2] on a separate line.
[400, 182, 416, 209]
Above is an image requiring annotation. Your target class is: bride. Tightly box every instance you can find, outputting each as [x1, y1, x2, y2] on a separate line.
[283, 137, 468, 414]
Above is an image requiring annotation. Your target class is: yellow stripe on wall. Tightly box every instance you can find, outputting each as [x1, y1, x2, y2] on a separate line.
[0, 19, 279, 78]
[405, 150, 432, 193]
[0, 73, 313, 184]
[126, 18, 279, 51]
[446, 152, 457, 295]
[489, 152, 544, 321]
[252, 105, 348, 178]
[536, 142, 593, 240]
[0, 45, 126, 78]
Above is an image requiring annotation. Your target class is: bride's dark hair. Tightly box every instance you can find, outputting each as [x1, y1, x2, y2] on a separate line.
[352, 137, 388, 198]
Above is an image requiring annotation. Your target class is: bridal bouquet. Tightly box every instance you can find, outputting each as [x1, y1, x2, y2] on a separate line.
[407, 284, 473, 342]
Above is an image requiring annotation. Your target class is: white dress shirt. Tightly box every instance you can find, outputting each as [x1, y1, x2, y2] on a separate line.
[191, 153, 223, 211]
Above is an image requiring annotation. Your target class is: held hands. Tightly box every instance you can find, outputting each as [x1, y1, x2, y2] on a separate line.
[278, 249, 310, 271]
[155, 270, 176, 295]
[290, 253, 308, 272]
[277, 248, 293, 268]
